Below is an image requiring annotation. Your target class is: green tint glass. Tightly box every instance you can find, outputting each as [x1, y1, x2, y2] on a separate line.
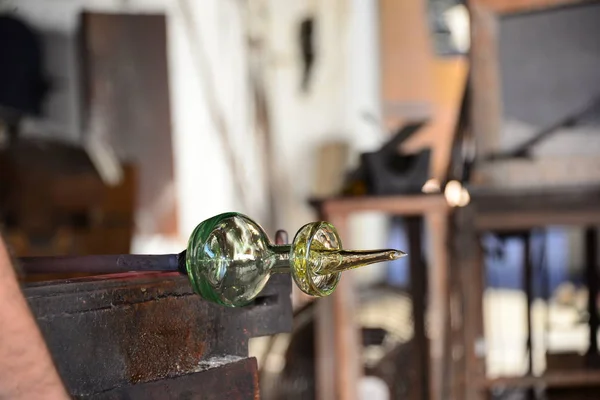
[186, 212, 405, 307]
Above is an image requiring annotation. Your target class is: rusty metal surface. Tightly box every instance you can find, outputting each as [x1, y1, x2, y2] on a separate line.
[88, 358, 259, 400]
[25, 272, 291, 398]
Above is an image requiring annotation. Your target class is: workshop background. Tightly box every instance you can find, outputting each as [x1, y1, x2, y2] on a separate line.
[2, 0, 600, 399]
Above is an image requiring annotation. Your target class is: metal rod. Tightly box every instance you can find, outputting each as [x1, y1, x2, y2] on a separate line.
[586, 227, 599, 358]
[523, 232, 535, 400]
[18, 252, 186, 275]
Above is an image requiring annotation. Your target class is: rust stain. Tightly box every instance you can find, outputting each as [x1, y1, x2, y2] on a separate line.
[252, 360, 260, 400]
[118, 296, 206, 383]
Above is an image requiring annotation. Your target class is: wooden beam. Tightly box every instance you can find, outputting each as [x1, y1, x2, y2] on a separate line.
[476, 212, 600, 232]
[407, 217, 429, 400]
[426, 210, 450, 400]
[81, 13, 178, 237]
[482, 370, 600, 389]
[472, 0, 592, 14]
[312, 195, 449, 218]
[402, 57, 469, 184]
[585, 227, 599, 360]
[379, 0, 434, 130]
[455, 206, 486, 400]
[469, 1, 503, 160]
[523, 233, 534, 377]
[448, 212, 467, 399]
[472, 186, 600, 230]
[315, 214, 361, 400]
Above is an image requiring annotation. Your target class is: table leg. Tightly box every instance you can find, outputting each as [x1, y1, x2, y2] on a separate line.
[426, 210, 449, 400]
[456, 206, 486, 400]
[315, 213, 361, 400]
[407, 216, 429, 400]
[585, 227, 599, 366]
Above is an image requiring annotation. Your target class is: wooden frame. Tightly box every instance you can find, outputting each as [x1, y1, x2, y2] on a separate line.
[469, 0, 595, 157]
[311, 195, 451, 400]
[454, 186, 600, 399]
[466, 2, 599, 397]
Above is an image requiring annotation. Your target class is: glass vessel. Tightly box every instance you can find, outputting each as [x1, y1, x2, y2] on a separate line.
[186, 212, 405, 307]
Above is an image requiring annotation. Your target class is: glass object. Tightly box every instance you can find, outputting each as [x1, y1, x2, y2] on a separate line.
[186, 212, 405, 307]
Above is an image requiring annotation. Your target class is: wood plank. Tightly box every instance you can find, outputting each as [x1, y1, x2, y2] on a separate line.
[402, 57, 469, 183]
[523, 234, 534, 380]
[472, 186, 600, 230]
[469, 0, 503, 165]
[407, 217, 429, 400]
[475, 157, 600, 190]
[426, 210, 450, 400]
[472, 0, 592, 14]
[315, 214, 361, 400]
[482, 371, 600, 389]
[471, 186, 600, 213]
[379, 0, 435, 130]
[315, 294, 337, 400]
[585, 227, 599, 361]
[80, 13, 177, 237]
[455, 206, 486, 400]
[312, 195, 449, 218]
[476, 211, 600, 232]
[448, 212, 467, 399]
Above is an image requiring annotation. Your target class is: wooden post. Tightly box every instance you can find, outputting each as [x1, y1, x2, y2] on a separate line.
[448, 210, 466, 399]
[407, 216, 429, 400]
[523, 232, 534, 377]
[522, 232, 536, 400]
[426, 210, 450, 400]
[585, 227, 599, 362]
[457, 205, 486, 400]
[315, 213, 361, 400]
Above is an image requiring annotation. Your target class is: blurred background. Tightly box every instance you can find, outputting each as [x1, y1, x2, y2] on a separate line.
[2, 0, 600, 399]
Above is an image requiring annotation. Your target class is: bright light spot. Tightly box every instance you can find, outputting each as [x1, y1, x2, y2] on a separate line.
[444, 4, 470, 53]
[458, 187, 470, 207]
[422, 178, 441, 194]
[444, 180, 470, 207]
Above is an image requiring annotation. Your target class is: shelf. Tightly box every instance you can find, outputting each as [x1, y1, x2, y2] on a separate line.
[483, 370, 600, 389]
[310, 194, 449, 217]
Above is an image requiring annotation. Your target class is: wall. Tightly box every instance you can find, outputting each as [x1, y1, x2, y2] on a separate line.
[4, 0, 266, 253]
[3, 0, 390, 267]
[264, 0, 388, 264]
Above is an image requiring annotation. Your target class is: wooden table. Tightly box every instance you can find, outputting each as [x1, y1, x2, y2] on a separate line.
[310, 194, 451, 400]
[25, 272, 292, 399]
